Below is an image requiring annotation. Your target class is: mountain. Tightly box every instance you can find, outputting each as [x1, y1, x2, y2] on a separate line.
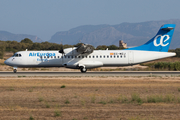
[49, 19, 180, 49]
[0, 31, 43, 43]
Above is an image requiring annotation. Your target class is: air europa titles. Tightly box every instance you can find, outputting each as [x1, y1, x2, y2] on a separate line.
[29, 52, 56, 57]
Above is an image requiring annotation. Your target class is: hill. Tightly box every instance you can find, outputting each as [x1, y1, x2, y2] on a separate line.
[0, 31, 43, 43]
[49, 19, 180, 49]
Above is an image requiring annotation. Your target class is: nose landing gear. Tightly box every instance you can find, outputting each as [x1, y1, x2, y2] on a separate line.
[13, 69, 17, 73]
[13, 67, 17, 73]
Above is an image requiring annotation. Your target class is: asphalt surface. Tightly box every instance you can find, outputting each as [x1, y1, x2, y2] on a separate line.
[0, 71, 180, 77]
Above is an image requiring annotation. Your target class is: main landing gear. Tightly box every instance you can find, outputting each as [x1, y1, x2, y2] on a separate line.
[80, 67, 87, 73]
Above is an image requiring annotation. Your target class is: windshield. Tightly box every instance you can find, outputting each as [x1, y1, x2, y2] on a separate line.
[12, 53, 22, 57]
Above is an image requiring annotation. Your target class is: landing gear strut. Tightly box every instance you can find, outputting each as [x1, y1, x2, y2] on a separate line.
[80, 67, 87, 73]
[13, 67, 17, 73]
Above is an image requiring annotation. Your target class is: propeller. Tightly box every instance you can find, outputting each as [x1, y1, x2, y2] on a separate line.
[59, 39, 64, 54]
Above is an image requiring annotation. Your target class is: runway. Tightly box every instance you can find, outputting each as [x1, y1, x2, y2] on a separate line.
[0, 71, 180, 77]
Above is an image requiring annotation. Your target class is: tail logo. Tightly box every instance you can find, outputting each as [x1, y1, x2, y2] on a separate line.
[153, 35, 170, 47]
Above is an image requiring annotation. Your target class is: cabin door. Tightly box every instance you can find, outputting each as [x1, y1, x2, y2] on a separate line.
[128, 51, 134, 65]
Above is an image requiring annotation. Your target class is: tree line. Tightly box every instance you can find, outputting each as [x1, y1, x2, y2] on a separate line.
[0, 38, 125, 59]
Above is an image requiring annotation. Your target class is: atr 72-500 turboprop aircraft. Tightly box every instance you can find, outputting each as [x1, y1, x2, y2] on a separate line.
[4, 24, 176, 73]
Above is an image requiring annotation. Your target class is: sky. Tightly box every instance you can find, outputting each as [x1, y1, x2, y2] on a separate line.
[0, 0, 180, 41]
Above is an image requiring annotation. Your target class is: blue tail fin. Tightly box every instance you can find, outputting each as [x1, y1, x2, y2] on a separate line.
[126, 24, 176, 52]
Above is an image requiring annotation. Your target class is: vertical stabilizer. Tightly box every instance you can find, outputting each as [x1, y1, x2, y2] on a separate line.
[126, 24, 176, 52]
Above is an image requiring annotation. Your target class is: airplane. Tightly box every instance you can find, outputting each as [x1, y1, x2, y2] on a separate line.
[4, 24, 176, 73]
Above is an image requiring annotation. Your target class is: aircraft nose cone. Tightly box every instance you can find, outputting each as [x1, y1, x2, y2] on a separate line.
[4, 59, 10, 65]
[4, 60, 8, 65]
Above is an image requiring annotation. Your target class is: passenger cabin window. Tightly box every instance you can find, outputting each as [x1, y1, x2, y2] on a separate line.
[107, 55, 109, 58]
[110, 56, 112, 58]
[51, 56, 53, 58]
[93, 56, 95, 58]
[54, 56, 56, 58]
[104, 55, 105, 58]
[96, 56, 98, 58]
[89, 56, 91, 58]
[100, 56, 102, 58]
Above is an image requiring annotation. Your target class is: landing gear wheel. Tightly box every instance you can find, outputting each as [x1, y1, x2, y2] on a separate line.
[80, 67, 87, 73]
[13, 69, 17, 73]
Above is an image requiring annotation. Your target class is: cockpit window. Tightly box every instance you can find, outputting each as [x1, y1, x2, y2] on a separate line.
[12, 53, 22, 57]
[12, 54, 17, 57]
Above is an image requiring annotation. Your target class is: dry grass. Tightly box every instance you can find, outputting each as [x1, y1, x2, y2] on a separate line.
[0, 77, 180, 119]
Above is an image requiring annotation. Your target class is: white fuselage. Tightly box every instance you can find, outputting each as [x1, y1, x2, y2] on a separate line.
[4, 49, 176, 69]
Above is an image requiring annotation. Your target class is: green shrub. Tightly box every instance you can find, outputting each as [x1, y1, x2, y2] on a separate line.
[164, 94, 175, 103]
[54, 110, 61, 117]
[169, 62, 175, 70]
[38, 97, 44, 102]
[153, 62, 180, 71]
[117, 95, 128, 103]
[29, 115, 34, 120]
[174, 62, 180, 70]
[98, 101, 106, 105]
[178, 88, 180, 92]
[65, 100, 70, 104]
[91, 95, 96, 103]
[10, 88, 15, 91]
[45, 102, 50, 108]
[147, 95, 156, 103]
[108, 99, 114, 104]
[60, 85, 66, 88]
[147, 95, 164, 103]
[131, 93, 143, 105]
[29, 89, 33, 92]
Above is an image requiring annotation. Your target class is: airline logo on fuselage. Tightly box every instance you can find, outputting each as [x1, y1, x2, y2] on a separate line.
[29, 52, 56, 57]
[153, 35, 170, 47]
